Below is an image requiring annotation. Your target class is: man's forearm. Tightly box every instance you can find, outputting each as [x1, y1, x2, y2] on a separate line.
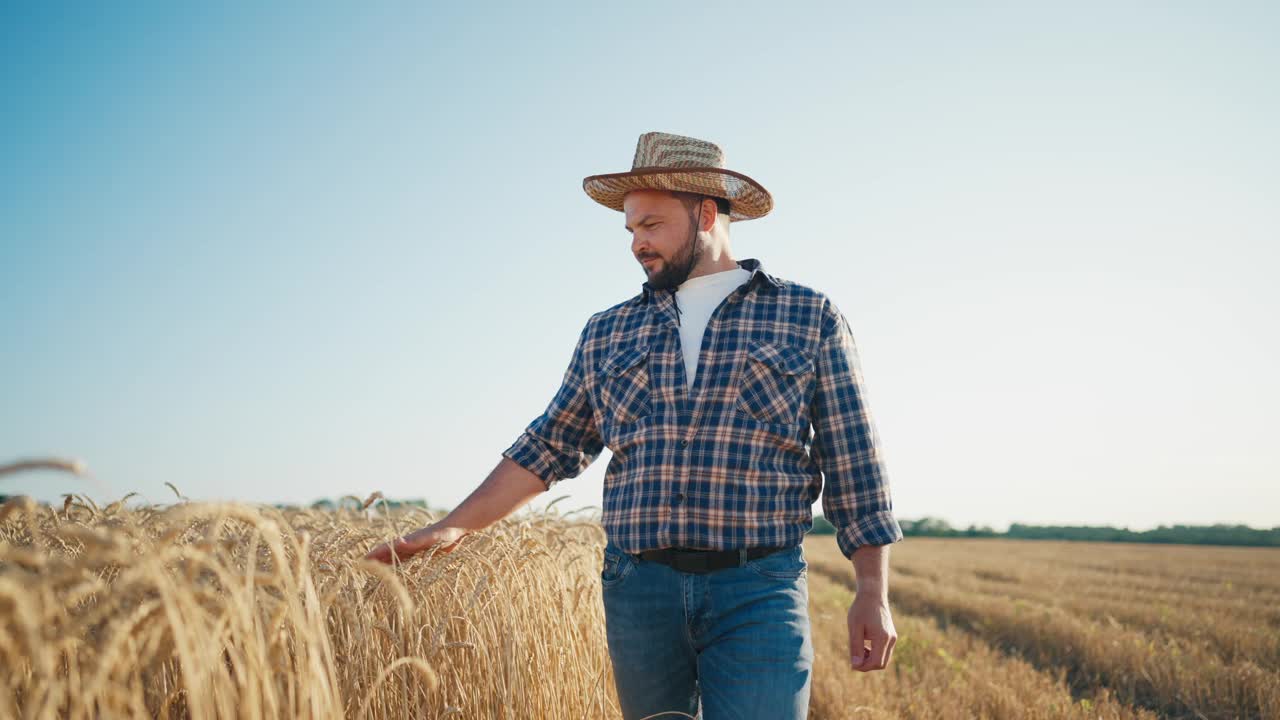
[438, 457, 549, 532]
[851, 543, 890, 598]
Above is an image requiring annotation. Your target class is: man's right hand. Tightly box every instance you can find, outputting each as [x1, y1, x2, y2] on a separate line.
[364, 523, 469, 564]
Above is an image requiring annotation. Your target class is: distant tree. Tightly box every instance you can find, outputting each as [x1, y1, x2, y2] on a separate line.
[808, 516, 836, 535]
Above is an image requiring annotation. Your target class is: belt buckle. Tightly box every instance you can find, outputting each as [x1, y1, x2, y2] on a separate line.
[678, 551, 713, 574]
[651, 547, 755, 574]
[670, 548, 749, 574]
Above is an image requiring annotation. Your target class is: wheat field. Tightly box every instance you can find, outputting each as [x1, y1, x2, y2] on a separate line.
[1, 492, 1277, 719]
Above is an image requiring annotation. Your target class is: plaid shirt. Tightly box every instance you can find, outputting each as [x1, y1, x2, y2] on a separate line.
[502, 257, 903, 560]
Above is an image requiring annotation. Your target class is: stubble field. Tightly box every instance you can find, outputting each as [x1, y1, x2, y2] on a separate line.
[1, 493, 1276, 719]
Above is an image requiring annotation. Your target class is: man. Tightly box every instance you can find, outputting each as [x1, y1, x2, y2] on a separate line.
[366, 131, 904, 720]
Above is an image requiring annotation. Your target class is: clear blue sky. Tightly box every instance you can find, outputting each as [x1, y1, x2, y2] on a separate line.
[3, 2, 1277, 531]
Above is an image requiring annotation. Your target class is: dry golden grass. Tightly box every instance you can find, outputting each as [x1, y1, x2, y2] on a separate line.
[804, 537, 1280, 720]
[806, 578, 1158, 720]
[0, 492, 615, 719]
[2, 492, 1277, 719]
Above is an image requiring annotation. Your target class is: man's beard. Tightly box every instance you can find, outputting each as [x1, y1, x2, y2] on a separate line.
[642, 213, 702, 291]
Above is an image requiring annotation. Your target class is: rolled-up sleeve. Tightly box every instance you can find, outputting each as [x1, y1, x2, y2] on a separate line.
[809, 302, 904, 560]
[502, 321, 604, 491]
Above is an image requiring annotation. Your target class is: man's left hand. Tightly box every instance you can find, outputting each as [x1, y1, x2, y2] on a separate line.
[848, 590, 896, 672]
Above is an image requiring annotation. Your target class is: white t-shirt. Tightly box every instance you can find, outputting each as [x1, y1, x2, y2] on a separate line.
[674, 265, 752, 391]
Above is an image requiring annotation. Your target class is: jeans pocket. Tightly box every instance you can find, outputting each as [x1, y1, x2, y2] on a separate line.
[745, 545, 807, 581]
[601, 546, 636, 589]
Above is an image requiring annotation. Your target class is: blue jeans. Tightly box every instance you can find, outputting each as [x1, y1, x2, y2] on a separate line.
[601, 539, 814, 720]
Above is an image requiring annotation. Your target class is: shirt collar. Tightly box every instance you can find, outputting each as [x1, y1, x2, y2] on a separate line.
[641, 257, 783, 304]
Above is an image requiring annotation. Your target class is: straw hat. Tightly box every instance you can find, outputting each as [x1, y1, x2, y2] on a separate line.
[582, 131, 773, 222]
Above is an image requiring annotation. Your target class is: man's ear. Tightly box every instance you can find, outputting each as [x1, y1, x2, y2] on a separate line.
[699, 197, 716, 232]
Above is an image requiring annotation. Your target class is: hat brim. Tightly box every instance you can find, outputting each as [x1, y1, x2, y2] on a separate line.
[582, 167, 773, 222]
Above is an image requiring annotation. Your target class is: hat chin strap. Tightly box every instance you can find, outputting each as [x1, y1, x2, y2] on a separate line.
[671, 199, 707, 326]
[659, 195, 714, 327]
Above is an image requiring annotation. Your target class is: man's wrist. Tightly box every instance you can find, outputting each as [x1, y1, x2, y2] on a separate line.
[850, 543, 890, 597]
[854, 577, 887, 597]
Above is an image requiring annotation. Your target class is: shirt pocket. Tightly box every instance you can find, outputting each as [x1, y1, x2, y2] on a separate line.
[597, 344, 653, 429]
[736, 340, 814, 428]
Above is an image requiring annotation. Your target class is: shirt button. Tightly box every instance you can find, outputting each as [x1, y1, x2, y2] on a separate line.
[674, 493, 685, 503]
[680, 439, 689, 447]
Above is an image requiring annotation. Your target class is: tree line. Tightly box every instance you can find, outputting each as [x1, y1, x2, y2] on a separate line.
[808, 515, 1280, 547]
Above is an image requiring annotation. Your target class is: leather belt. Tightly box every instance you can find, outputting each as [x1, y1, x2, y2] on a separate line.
[631, 545, 790, 574]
